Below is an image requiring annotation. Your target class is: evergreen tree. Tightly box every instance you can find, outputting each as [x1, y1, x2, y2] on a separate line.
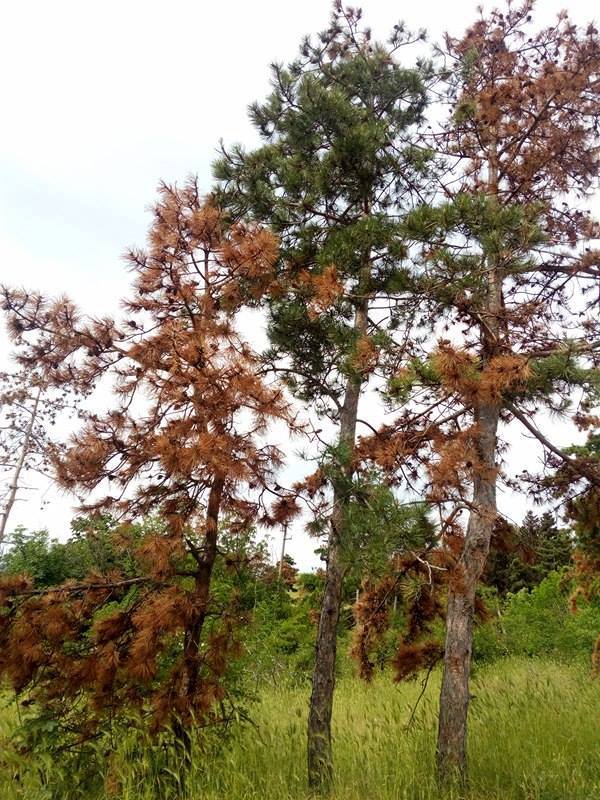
[484, 512, 573, 596]
[378, 2, 600, 783]
[215, 3, 431, 787]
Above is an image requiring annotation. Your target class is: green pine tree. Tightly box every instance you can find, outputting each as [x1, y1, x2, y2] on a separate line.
[485, 512, 573, 596]
[215, 3, 432, 787]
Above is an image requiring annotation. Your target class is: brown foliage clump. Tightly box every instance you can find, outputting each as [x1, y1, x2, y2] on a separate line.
[350, 576, 396, 681]
[351, 552, 447, 683]
[434, 343, 530, 405]
[303, 265, 344, 319]
[0, 179, 298, 742]
[392, 641, 444, 682]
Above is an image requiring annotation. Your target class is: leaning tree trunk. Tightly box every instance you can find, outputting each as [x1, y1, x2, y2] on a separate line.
[436, 403, 499, 783]
[307, 294, 369, 791]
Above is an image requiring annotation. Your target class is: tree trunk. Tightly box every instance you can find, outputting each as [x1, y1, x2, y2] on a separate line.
[437, 134, 503, 785]
[278, 523, 289, 581]
[307, 296, 368, 791]
[436, 402, 499, 784]
[177, 473, 225, 756]
[0, 385, 42, 546]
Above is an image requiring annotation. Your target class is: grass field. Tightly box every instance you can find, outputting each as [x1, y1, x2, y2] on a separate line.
[1, 657, 598, 800]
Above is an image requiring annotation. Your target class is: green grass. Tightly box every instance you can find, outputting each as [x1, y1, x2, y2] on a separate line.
[1, 658, 598, 799]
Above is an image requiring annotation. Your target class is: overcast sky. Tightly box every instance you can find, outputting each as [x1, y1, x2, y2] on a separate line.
[1, 0, 597, 569]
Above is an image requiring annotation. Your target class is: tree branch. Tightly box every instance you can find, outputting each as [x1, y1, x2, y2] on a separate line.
[506, 401, 600, 487]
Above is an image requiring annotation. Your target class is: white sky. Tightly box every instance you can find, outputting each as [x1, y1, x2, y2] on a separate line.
[0, 0, 597, 569]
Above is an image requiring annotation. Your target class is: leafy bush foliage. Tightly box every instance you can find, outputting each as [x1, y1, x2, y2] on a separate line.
[474, 571, 600, 664]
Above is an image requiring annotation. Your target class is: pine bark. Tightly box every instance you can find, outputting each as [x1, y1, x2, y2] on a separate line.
[177, 473, 225, 755]
[436, 400, 499, 783]
[436, 133, 503, 786]
[307, 292, 368, 791]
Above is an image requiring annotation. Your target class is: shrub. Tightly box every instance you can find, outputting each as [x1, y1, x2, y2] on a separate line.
[474, 571, 600, 664]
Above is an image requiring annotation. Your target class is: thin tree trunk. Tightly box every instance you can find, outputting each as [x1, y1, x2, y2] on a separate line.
[307, 293, 368, 791]
[177, 473, 225, 755]
[0, 385, 42, 546]
[436, 132, 503, 786]
[278, 523, 289, 581]
[436, 401, 499, 783]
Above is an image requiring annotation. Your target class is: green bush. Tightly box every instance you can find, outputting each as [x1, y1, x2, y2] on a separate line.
[474, 571, 600, 663]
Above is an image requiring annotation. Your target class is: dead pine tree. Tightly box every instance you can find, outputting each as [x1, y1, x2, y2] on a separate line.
[0, 181, 298, 755]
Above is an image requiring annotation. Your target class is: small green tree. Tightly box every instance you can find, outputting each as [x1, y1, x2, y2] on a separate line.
[0, 369, 79, 545]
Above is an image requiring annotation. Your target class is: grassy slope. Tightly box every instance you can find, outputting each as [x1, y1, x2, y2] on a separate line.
[1, 658, 598, 800]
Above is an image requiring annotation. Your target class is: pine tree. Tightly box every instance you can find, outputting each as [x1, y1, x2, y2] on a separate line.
[215, 3, 431, 787]
[386, 2, 599, 783]
[0, 181, 296, 751]
[484, 511, 573, 596]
